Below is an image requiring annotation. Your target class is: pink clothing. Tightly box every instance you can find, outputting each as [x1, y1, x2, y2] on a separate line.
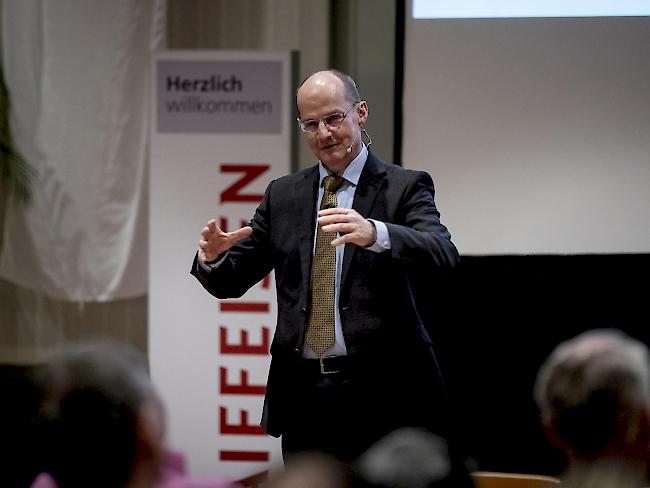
[29, 473, 57, 488]
[159, 450, 238, 488]
[30, 449, 238, 488]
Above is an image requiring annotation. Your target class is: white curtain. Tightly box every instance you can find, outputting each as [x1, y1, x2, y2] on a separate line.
[0, 0, 166, 301]
[0, 0, 329, 364]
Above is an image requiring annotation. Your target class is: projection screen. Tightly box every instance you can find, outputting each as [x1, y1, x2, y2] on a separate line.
[403, 1, 650, 254]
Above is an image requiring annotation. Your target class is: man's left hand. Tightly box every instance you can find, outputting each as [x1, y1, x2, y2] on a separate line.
[318, 207, 376, 247]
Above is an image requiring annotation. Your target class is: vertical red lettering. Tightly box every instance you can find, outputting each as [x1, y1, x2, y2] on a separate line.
[220, 367, 266, 395]
[219, 406, 266, 435]
[260, 274, 271, 289]
[220, 164, 269, 203]
[219, 450, 269, 462]
[220, 302, 269, 313]
[215, 163, 275, 467]
[220, 327, 270, 355]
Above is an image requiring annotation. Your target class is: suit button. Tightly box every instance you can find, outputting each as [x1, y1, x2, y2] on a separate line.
[300, 307, 307, 315]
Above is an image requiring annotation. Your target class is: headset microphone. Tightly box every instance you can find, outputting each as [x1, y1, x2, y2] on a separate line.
[346, 130, 361, 154]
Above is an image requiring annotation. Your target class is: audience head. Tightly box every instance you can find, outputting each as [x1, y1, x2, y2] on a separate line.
[267, 451, 349, 488]
[353, 427, 474, 488]
[535, 329, 650, 462]
[35, 341, 165, 488]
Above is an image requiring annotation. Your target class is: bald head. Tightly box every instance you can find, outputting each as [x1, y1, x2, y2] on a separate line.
[297, 70, 360, 108]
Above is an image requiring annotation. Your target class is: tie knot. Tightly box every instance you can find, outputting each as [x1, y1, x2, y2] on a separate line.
[323, 175, 344, 193]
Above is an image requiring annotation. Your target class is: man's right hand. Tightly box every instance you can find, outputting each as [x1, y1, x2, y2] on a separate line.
[198, 219, 253, 263]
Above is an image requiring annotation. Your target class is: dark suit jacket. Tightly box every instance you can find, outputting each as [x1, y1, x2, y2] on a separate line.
[191, 151, 459, 437]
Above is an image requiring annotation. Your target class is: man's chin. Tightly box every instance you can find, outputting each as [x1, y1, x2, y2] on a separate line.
[319, 147, 345, 165]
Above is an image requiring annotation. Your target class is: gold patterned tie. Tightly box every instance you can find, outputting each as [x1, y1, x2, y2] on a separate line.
[306, 175, 345, 357]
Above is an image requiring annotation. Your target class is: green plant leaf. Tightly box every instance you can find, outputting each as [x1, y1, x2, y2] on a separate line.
[0, 63, 34, 204]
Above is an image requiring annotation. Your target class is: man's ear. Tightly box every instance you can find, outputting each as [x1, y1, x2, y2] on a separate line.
[357, 100, 369, 126]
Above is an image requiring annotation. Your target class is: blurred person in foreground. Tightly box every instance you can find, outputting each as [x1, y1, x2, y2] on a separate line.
[535, 329, 650, 488]
[352, 427, 475, 488]
[265, 451, 350, 488]
[30, 342, 237, 488]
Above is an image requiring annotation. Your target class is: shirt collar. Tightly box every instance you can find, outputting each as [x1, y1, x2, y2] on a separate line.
[318, 143, 368, 188]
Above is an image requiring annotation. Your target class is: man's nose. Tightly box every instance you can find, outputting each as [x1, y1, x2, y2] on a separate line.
[316, 120, 332, 137]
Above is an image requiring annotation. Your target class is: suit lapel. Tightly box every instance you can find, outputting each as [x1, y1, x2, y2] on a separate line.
[340, 152, 387, 289]
[296, 165, 320, 289]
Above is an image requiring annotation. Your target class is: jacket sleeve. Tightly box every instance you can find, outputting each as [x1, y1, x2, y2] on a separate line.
[385, 171, 459, 268]
[190, 181, 275, 299]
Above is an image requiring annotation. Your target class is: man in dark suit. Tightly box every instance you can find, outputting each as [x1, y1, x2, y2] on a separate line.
[192, 70, 459, 461]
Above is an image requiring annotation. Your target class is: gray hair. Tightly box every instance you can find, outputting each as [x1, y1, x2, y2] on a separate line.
[327, 69, 361, 104]
[355, 428, 454, 488]
[534, 329, 650, 457]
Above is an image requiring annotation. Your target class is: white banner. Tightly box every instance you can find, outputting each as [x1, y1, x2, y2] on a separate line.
[149, 50, 294, 480]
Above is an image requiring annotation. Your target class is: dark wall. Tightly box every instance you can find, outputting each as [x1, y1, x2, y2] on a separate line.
[0, 365, 42, 488]
[3, 254, 648, 484]
[426, 254, 650, 475]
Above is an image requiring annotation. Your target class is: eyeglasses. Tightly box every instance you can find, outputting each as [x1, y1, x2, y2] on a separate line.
[297, 102, 359, 134]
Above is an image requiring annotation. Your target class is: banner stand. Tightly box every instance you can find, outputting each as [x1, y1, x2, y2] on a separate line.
[150, 50, 296, 479]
